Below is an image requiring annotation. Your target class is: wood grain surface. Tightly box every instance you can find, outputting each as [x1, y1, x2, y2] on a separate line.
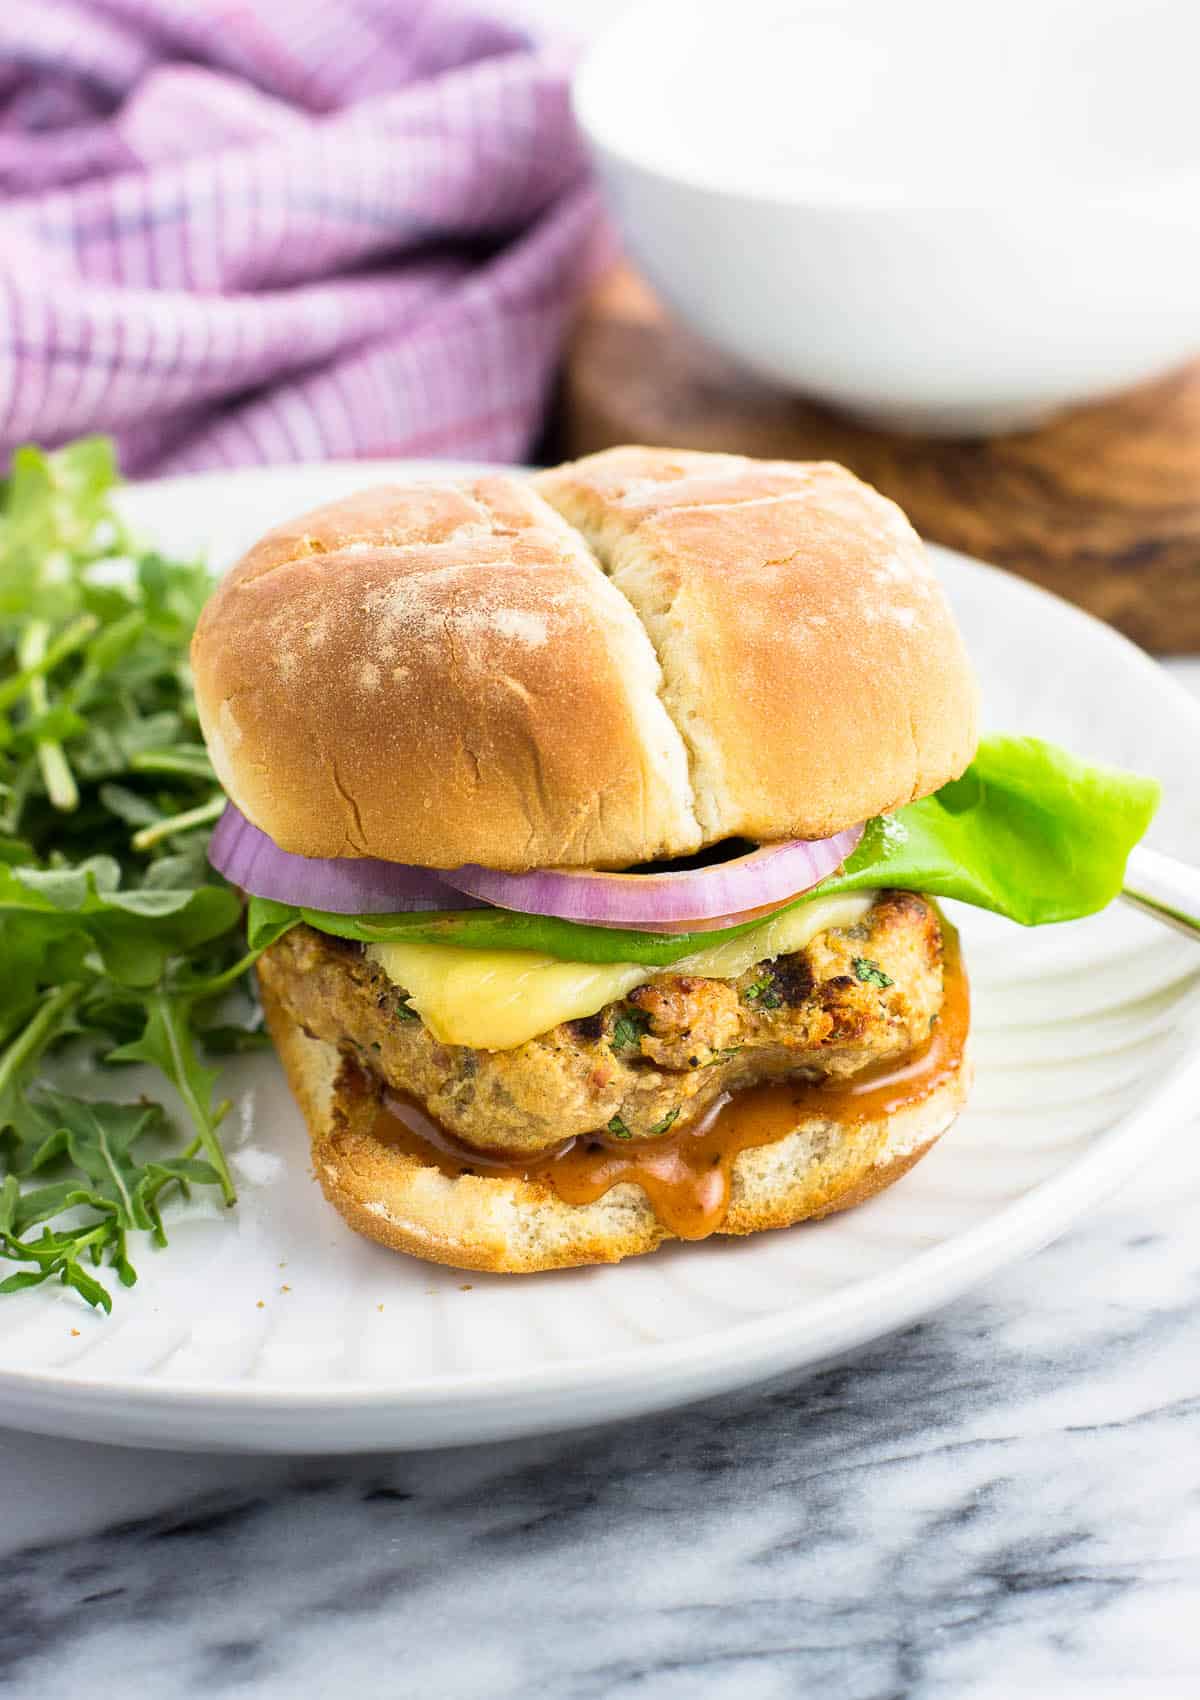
[562, 268, 1200, 652]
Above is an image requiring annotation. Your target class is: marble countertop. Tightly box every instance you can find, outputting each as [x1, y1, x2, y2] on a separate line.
[2, 663, 1198, 1700]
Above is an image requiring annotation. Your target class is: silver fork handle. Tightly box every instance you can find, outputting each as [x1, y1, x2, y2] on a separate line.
[1121, 846, 1200, 942]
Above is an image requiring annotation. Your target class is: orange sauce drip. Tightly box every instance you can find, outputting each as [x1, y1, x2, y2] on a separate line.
[370, 924, 969, 1241]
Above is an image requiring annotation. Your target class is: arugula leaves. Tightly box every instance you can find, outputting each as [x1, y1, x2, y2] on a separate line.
[0, 1091, 221, 1312]
[0, 439, 268, 1310]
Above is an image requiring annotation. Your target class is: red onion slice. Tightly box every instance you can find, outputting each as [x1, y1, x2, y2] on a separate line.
[439, 827, 865, 926]
[209, 805, 864, 930]
[208, 804, 483, 915]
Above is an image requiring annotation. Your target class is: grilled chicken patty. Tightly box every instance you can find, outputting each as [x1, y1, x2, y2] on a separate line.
[257, 892, 944, 1157]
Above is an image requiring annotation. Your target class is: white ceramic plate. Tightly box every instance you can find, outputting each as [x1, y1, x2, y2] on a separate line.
[2, 462, 1198, 1454]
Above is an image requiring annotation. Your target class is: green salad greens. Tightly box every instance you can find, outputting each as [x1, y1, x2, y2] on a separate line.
[0, 435, 1161, 1313]
[0, 440, 289, 1311]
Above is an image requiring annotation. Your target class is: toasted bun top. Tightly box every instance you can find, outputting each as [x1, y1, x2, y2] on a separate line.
[191, 448, 979, 869]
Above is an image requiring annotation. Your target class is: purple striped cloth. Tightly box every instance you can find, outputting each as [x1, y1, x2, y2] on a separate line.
[0, 0, 610, 473]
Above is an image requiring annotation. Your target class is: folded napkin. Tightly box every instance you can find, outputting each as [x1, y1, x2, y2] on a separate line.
[0, 0, 608, 473]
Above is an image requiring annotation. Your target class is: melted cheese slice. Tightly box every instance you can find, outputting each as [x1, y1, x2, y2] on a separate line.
[366, 892, 875, 1050]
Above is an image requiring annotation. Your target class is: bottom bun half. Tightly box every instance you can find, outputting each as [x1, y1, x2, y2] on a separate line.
[260, 979, 972, 1274]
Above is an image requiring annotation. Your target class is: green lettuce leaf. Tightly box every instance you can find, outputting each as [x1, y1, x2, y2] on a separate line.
[817, 735, 1160, 924]
[251, 734, 1160, 968]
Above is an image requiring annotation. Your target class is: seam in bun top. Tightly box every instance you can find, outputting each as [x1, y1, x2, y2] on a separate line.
[190, 447, 980, 870]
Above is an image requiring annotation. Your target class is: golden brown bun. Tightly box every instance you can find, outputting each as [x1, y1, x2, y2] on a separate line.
[191, 477, 695, 871]
[534, 448, 979, 842]
[193, 449, 978, 869]
[260, 976, 971, 1274]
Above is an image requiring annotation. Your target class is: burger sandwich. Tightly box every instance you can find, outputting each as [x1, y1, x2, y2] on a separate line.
[192, 448, 1158, 1271]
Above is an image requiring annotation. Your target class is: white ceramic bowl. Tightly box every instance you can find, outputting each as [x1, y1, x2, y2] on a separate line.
[574, 0, 1200, 434]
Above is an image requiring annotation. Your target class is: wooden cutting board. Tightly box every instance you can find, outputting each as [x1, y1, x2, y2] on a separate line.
[561, 267, 1200, 652]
